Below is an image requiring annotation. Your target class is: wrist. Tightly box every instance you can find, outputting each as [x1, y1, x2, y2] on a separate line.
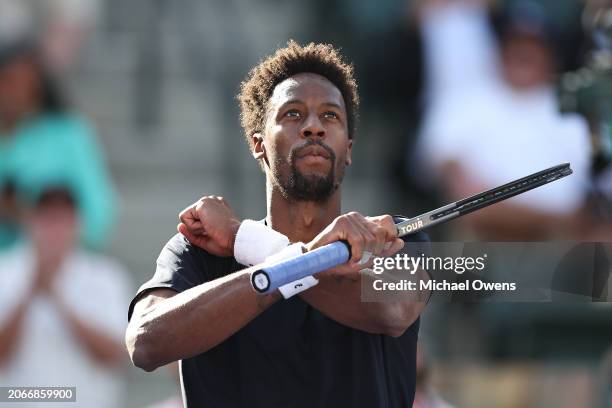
[234, 220, 290, 266]
[228, 219, 241, 250]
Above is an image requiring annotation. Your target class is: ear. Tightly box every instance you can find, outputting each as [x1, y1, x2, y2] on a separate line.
[345, 139, 353, 166]
[252, 133, 266, 160]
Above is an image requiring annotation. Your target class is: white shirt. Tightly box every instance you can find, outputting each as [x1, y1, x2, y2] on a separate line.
[0, 244, 132, 408]
[416, 3, 591, 215]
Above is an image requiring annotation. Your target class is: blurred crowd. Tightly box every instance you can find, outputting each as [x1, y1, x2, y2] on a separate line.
[0, 1, 131, 407]
[0, 0, 611, 407]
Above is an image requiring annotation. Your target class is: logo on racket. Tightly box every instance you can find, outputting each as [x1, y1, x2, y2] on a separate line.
[252, 273, 270, 291]
[398, 219, 423, 235]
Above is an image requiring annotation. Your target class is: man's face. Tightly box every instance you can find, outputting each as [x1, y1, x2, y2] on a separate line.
[0, 56, 40, 124]
[501, 33, 553, 90]
[27, 195, 79, 261]
[253, 73, 352, 202]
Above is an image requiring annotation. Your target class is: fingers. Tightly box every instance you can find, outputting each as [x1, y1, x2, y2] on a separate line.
[178, 215, 206, 235]
[346, 214, 376, 265]
[177, 223, 201, 244]
[336, 215, 366, 264]
[179, 204, 204, 233]
[355, 213, 399, 258]
[307, 213, 401, 268]
[367, 215, 398, 241]
[343, 212, 397, 265]
[179, 196, 230, 234]
[178, 222, 220, 254]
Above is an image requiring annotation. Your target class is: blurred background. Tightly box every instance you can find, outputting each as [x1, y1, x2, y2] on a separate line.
[0, 0, 611, 406]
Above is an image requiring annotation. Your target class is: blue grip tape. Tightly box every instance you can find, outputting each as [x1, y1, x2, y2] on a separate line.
[251, 241, 350, 293]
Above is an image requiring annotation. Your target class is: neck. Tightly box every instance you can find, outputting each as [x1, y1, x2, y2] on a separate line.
[266, 178, 341, 244]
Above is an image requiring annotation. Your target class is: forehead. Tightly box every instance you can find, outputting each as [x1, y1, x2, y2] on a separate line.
[268, 73, 345, 110]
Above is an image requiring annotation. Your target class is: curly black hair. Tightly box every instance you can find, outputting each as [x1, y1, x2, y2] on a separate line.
[238, 40, 359, 149]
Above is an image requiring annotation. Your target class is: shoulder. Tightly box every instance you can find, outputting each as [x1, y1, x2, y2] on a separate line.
[26, 115, 98, 155]
[157, 233, 205, 265]
[36, 113, 92, 134]
[156, 233, 240, 282]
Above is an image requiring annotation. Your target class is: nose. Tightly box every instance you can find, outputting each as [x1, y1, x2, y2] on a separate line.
[300, 113, 325, 139]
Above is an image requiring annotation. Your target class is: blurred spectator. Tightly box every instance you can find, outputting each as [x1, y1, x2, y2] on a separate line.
[414, 0, 591, 240]
[40, 0, 102, 74]
[144, 362, 183, 408]
[0, 0, 116, 249]
[0, 186, 131, 408]
[413, 344, 455, 408]
[560, 0, 612, 238]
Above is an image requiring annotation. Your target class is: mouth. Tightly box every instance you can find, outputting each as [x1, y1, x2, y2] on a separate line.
[296, 145, 331, 160]
[295, 155, 330, 168]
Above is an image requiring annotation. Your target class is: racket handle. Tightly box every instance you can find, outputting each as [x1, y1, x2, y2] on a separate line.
[251, 241, 351, 293]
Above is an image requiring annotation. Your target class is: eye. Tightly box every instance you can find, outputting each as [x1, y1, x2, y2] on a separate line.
[285, 109, 300, 118]
[323, 111, 338, 119]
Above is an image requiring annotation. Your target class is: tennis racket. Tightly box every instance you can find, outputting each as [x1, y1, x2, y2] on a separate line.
[250, 163, 573, 293]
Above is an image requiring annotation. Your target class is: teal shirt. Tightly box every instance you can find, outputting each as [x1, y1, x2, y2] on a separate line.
[0, 114, 117, 249]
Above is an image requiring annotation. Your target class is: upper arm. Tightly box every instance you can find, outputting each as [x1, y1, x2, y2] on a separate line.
[125, 288, 177, 368]
[127, 233, 207, 321]
[129, 288, 178, 323]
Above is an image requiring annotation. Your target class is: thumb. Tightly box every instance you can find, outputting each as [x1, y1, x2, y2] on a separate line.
[381, 238, 404, 257]
[306, 230, 339, 251]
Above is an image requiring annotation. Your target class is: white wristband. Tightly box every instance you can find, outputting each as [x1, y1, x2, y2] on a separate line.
[264, 241, 306, 264]
[234, 220, 289, 266]
[264, 242, 319, 299]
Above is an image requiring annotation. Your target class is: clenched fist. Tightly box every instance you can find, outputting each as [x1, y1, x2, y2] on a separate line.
[177, 196, 241, 257]
[305, 212, 404, 278]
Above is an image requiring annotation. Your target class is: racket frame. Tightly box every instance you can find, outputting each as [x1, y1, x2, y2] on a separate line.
[395, 163, 572, 237]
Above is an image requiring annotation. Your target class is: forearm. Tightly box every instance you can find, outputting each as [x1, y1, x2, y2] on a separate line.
[0, 299, 30, 367]
[300, 270, 428, 337]
[127, 268, 280, 371]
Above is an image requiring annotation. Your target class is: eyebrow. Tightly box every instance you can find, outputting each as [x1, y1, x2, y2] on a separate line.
[278, 100, 344, 110]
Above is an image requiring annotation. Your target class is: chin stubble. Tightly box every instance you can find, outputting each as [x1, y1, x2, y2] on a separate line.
[273, 140, 343, 203]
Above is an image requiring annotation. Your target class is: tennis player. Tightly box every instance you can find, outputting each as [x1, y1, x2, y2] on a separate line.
[126, 41, 429, 407]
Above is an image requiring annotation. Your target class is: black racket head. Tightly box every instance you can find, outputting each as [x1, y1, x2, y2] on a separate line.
[393, 163, 573, 232]
[433, 163, 573, 220]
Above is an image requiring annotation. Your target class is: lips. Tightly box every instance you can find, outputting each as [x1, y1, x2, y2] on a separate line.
[296, 145, 331, 159]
